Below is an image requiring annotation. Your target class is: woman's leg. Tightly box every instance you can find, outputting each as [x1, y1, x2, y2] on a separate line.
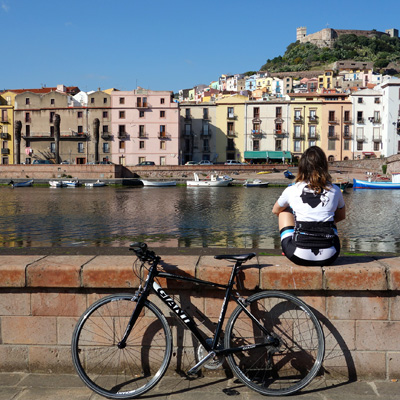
[278, 208, 295, 231]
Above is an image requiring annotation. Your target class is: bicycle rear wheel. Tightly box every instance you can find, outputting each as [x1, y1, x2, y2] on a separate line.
[225, 291, 324, 396]
[72, 294, 172, 399]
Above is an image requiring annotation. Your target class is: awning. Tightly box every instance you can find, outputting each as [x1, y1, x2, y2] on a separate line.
[244, 151, 292, 160]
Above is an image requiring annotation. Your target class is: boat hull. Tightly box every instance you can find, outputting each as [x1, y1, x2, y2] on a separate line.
[353, 178, 400, 189]
[11, 180, 33, 187]
[186, 180, 230, 187]
[141, 180, 176, 187]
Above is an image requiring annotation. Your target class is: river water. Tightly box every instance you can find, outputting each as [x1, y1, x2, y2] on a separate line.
[0, 185, 399, 253]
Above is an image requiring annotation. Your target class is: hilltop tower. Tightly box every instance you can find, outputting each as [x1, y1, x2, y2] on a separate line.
[297, 27, 307, 42]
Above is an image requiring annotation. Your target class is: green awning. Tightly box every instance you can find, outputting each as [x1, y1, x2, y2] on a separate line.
[244, 151, 292, 160]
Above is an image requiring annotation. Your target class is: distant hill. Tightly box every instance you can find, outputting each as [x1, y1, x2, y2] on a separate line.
[260, 33, 400, 75]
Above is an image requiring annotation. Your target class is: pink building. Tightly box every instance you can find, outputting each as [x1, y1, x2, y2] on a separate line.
[110, 88, 179, 165]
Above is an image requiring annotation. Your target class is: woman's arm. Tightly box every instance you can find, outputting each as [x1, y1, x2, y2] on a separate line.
[334, 206, 346, 223]
[272, 201, 287, 216]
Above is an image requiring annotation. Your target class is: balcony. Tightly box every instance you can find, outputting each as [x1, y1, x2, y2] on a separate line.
[158, 133, 171, 140]
[227, 113, 237, 120]
[343, 132, 352, 140]
[251, 129, 264, 137]
[328, 118, 339, 124]
[373, 135, 382, 143]
[227, 131, 238, 137]
[1, 117, 9, 123]
[1, 148, 9, 154]
[1, 132, 8, 139]
[328, 133, 340, 140]
[308, 134, 320, 140]
[202, 114, 210, 120]
[274, 130, 288, 138]
[201, 131, 211, 138]
[136, 102, 149, 109]
[344, 118, 353, 124]
[356, 135, 366, 142]
[357, 118, 365, 124]
[184, 114, 192, 121]
[101, 132, 113, 140]
[61, 132, 89, 140]
[293, 134, 305, 141]
[308, 116, 319, 124]
[138, 132, 149, 139]
[22, 134, 53, 141]
[117, 132, 128, 139]
[294, 116, 303, 123]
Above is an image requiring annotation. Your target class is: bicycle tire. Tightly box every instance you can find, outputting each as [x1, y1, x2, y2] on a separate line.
[71, 294, 172, 399]
[225, 291, 324, 396]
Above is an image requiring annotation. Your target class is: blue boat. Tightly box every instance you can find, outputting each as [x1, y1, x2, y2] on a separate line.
[9, 179, 33, 188]
[353, 178, 400, 189]
[284, 170, 295, 180]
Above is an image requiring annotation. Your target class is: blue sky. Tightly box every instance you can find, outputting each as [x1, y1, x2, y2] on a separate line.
[2, 0, 400, 93]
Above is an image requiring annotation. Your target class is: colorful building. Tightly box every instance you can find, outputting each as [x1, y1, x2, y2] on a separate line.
[0, 91, 16, 164]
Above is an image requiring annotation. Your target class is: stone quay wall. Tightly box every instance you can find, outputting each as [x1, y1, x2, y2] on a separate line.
[0, 253, 399, 380]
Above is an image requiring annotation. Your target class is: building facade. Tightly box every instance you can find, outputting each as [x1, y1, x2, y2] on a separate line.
[0, 91, 15, 164]
[110, 88, 179, 165]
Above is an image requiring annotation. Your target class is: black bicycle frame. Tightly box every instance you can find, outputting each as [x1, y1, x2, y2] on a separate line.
[119, 257, 276, 354]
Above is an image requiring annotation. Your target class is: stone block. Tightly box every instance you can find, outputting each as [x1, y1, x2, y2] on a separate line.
[388, 352, 400, 380]
[0, 256, 43, 287]
[2, 316, 57, 345]
[259, 256, 322, 290]
[0, 292, 31, 316]
[82, 256, 140, 288]
[27, 256, 93, 288]
[351, 351, 386, 380]
[356, 321, 400, 351]
[31, 292, 87, 317]
[0, 345, 29, 372]
[377, 257, 400, 290]
[156, 255, 198, 289]
[29, 346, 75, 374]
[324, 258, 387, 290]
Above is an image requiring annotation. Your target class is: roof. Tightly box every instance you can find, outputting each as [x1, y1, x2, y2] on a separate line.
[2, 86, 80, 95]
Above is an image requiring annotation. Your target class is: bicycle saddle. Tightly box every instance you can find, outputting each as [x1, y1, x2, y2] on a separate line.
[214, 253, 256, 262]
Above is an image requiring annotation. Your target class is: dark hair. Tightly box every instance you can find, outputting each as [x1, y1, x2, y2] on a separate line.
[295, 146, 332, 193]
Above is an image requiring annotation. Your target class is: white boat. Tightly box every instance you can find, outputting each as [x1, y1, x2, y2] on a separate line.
[62, 180, 80, 187]
[186, 173, 231, 187]
[85, 180, 106, 187]
[243, 179, 269, 188]
[141, 180, 176, 187]
[49, 180, 65, 188]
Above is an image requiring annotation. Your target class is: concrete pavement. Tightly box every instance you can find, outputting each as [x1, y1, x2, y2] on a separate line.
[0, 373, 399, 400]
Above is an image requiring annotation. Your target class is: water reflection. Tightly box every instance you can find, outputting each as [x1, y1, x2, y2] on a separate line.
[0, 185, 399, 252]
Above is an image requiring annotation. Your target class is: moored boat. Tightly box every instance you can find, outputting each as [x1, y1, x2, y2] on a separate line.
[49, 180, 65, 188]
[186, 173, 231, 187]
[353, 178, 400, 189]
[85, 180, 106, 187]
[62, 180, 80, 187]
[9, 179, 33, 188]
[243, 179, 269, 188]
[140, 180, 176, 187]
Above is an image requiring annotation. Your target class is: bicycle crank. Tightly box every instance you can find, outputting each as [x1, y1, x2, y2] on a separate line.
[196, 340, 224, 370]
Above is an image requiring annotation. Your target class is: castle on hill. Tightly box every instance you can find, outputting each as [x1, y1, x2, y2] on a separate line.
[296, 26, 399, 48]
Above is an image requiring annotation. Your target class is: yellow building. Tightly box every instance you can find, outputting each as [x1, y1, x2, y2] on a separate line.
[215, 95, 247, 162]
[0, 91, 17, 164]
[318, 70, 335, 90]
[289, 93, 323, 159]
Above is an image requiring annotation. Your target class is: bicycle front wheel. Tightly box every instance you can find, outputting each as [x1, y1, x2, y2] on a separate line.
[225, 291, 324, 396]
[72, 294, 172, 399]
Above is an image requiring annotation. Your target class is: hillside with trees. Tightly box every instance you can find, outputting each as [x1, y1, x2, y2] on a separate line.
[260, 33, 400, 74]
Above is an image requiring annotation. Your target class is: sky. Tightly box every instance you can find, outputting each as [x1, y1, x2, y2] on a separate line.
[2, 0, 400, 93]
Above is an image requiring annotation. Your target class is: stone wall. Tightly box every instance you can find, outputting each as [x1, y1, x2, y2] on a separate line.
[0, 254, 399, 380]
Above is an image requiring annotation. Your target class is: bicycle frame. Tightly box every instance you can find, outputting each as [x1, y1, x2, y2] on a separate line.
[118, 256, 278, 357]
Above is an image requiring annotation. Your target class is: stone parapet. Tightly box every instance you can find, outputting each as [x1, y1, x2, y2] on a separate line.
[0, 254, 399, 380]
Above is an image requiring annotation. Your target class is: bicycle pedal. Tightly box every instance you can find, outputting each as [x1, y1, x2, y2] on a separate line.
[187, 351, 216, 375]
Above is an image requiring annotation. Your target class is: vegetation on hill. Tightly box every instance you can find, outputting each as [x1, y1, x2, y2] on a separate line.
[259, 34, 400, 74]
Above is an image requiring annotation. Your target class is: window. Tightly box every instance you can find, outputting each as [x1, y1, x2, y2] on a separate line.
[309, 140, 316, 147]
[344, 110, 350, 122]
[374, 111, 380, 122]
[142, 97, 147, 107]
[294, 109, 301, 121]
[185, 124, 191, 135]
[103, 142, 109, 153]
[203, 108, 209, 119]
[138, 156, 146, 164]
[185, 108, 191, 118]
[344, 140, 350, 151]
[328, 140, 336, 150]
[26, 125, 30, 136]
[103, 125, 109, 133]
[25, 98, 30, 105]
[50, 111, 55, 123]
[160, 98, 165, 104]
[139, 111, 144, 118]
[91, 98, 95, 104]
[203, 138, 209, 152]
[357, 111, 364, 123]
[78, 126, 83, 133]
[227, 122, 234, 136]
[275, 139, 282, 151]
[77, 111, 83, 118]
[227, 138, 235, 151]
[374, 142, 380, 151]
[253, 107, 260, 118]
[119, 140, 125, 150]
[103, 97, 107, 104]
[358, 97, 363, 103]
[160, 156, 166, 165]
[227, 107, 234, 118]
[119, 111, 125, 119]
[159, 125, 166, 137]
[1, 109, 7, 122]
[50, 99, 55, 105]
[374, 98, 380, 104]
[253, 122, 260, 133]
[275, 123, 282, 133]
[119, 97, 125, 104]
[344, 125, 350, 136]
[50, 126, 54, 137]
[103, 111, 108, 118]
[78, 143, 84, 153]
[203, 121, 209, 135]
[25, 112, 30, 123]
[118, 125, 126, 134]
[253, 140, 260, 151]
[309, 109, 317, 120]
[328, 125, 335, 137]
[139, 141, 145, 149]
[160, 141, 166, 150]
[139, 125, 145, 137]
[294, 125, 301, 138]
[328, 111, 335, 122]
[50, 142, 55, 153]
[357, 141, 363, 151]
[160, 110, 165, 118]
[294, 140, 301, 152]
[309, 125, 316, 138]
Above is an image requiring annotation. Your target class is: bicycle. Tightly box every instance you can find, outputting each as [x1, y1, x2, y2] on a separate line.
[71, 242, 325, 399]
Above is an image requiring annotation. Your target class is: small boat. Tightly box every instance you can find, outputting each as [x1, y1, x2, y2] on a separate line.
[9, 179, 33, 188]
[353, 178, 400, 189]
[85, 180, 106, 187]
[140, 180, 176, 187]
[284, 170, 295, 180]
[243, 179, 269, 188]
[333, 180, 352, 191]
[257, 171, 272, 175]
[49, 180, 65, 188]
[186, 173, 231, 187]
[62, 180, 80, 187]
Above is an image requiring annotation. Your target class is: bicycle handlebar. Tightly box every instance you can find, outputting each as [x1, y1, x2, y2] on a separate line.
[129, 242, 159, 262]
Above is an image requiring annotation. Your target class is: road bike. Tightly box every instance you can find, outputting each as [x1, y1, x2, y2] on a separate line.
[71, 242, 325, 399]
